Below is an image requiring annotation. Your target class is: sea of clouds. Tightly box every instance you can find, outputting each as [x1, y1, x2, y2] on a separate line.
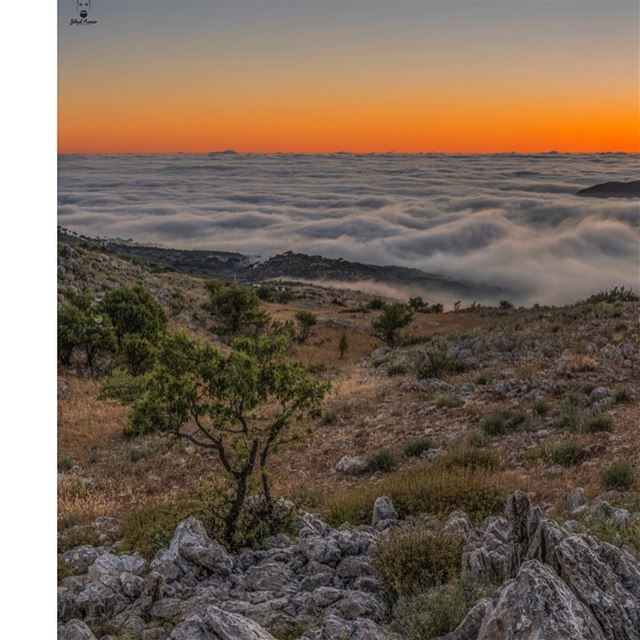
[58, 153, 639, 305]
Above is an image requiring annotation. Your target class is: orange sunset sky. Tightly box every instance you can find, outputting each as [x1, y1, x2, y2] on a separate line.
[58, 0, 640, 154]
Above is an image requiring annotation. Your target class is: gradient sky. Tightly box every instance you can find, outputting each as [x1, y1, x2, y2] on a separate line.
[58, 0, 639, 153]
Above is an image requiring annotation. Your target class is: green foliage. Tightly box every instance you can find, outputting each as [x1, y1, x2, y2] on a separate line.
[366, 449, 396, 472]
[121, 334, 156, 376]
[545, 439, 587, 466]
[102, 330, 329, 545]
[480, 407, 527, 435]
[558, 395, 585, 431]
[417, 347, 466, 379]
[404, 438, 435, 458]
[499, 300, 514, 310]
[101, 286, 167, 346]
[294, 310, 317, 343]
[581, 516, 640, 559]
[435, 393, 462, 408]
[585, 286, 639, 304]
[372, 525, 462, 595]
[371, 303, 414, 347]
[532, 398, 549, 416]
[58, 304, 85, 365]
[408, 296, 427, 312]
[393, 582, 494, 640]
[256, 285, 295, 304]
[601, 460, 636, 490]
[324, 462, 506, 527]
[367, 298, 386, 310]
[585, 412, 613, 433]
[338, 333, 348, 359]
[204, 280, 270, 338]
[387, 362, 408, 376]
[439, 447, 502, 472]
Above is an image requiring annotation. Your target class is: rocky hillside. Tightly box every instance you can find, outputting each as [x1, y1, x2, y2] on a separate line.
[58, 235, 640, 640]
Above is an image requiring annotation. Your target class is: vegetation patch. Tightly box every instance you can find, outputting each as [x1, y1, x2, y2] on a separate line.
[480, 406, 527, 436]
[545, 439, 587, 467]
[601, 460, 636, 491]
[366, 448, 396, 473]
[372, 525, 462, 595]
[404, 438, 436, 458]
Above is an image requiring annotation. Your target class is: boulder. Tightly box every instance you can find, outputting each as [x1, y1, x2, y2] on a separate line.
[61, 620, 98, 640]
[335, 456, 367, 476]
[371, 497, 397, 528]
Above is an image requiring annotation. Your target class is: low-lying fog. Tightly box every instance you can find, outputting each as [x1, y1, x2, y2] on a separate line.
[58, 153, 639, 305]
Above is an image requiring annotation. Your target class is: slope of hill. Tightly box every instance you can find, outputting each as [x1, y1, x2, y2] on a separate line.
[576, 180, 640, 198]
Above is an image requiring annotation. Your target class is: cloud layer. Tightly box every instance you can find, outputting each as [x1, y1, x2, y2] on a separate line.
[58, 153, 639, 305]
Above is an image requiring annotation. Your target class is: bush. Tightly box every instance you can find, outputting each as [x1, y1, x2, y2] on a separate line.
[366, 449, 396, 473]
[558, 397, 585, 431]
[387, 363, 408, 377]
[435, 393, 462, 408]
[614, 388, 632, 404]
[295, 310, 317, 343]
[546, 440, 587, 466]
[585, 286, 639, 304]
[367, 298, 387, 310]
[338, 333, 348, 359]
[324, 463, 506, 527]
[440, 448, 502, 472]
[585, 412, 613, 433]
[499, 300, 514, 310]
[372, 525, 462, 595]
[371, 303, 414, 347]
[532, 398, 549, 416]
[417, 347, 466, 379]
[601, 460, 636, 490]
[480, 407, 527, 436]
[393, 582, 494, 640]
[468, 430, 489, 447]
[121, 334, 156, 376]
[404, 438, 436, 458]
[101, 286, 167, 346]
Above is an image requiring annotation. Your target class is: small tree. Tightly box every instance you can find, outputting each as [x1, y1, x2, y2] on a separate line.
[372, 303, 414, 347]
[121, 334, 156, 376]
[295, 311, 317, 343]
[101, 286, 167, 346]
[339, 333, 348, 360]
[103, 331, 329, 546]
[82, 312, 117, 369]
[409, 296, 427, 312]
[58, 304, 84, 365]
[204, 280, 270, 338]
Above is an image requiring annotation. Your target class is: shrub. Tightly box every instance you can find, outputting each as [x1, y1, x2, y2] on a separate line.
[338, 333, 348, 359]
[57, 456, 73, 472]
[387, 363, 408, 376]
[366, 449, 396, 473]
[601, 460, 636, 490]
[372, 525, 462, 595]
[581, 517, 640, 558]
[585, 412, 613, 433]
[367, 298, 386, 310]
[393, 582, 494, 640]
[435, 393, 462, 408]
[121, 334, 156, 376]
[324, 463, 506, 527]
[404, 438, 436, 458]
[532, 398, 549, 416]
[468, 430, 489, 447]
[417, 347, 466, 379]
[295, 310, 317, 343]
[58, 304, 85, 365]
[440, 447, 502, 472]
[203, 280, 270, 338]
[480, 407, 527, 436]
[614, 388, 632, 404]
[546, 440, 587, 466]
[101, 286, 167, 346]
[371, 303, 414, 347]
[499, 300, 514, 310]
[558, 397, 585, 431]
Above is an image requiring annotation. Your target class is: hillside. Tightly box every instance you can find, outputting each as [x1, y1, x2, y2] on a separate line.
[576, 179, 640, 198]
[57, 237, 640, 640]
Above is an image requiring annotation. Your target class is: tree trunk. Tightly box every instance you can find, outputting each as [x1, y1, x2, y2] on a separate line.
[223, 440, 258, 545]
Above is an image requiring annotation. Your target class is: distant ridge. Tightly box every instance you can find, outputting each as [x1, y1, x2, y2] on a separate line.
[576, 180, 640, 199]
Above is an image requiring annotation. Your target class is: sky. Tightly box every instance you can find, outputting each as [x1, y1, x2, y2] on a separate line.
[58, 0, 640, 153]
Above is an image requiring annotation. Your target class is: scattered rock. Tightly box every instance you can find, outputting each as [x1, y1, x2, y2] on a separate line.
[335, 456, 367, 476]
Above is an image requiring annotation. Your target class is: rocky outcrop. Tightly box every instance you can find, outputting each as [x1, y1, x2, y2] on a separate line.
[455, 490, 640, 640]
[58, 492, 640, 640]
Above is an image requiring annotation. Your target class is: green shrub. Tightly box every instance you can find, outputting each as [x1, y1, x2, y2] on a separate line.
[581, 517, 640, 559]
[372, 525, 462, 595]
[367, 299, 387, 310]
[417, 347, 466, 379]
[614, 388, 632, 404]
[366, 449, 396, 473]
[387, 362, 408, 376]
[57, 456, 73, 472]
[585, 412, 613, 433]
[324, 463, 506, 527]
[546, 440, 587, 466]
[532, 399, 549, 416]
[585, 286, 639, 304]
[601, 460, 636, 490]
[480, 407, 527, 436]
[435, 393, 463, 408]
[468, 430, 489, 448]
[393, 582, 495, 640]
[372, 303, 414, 346]
[295, 310, 317, 343]
[558, 398, 585, 431]
[121, 334, 156, 376]
[404, 438, 436, 458]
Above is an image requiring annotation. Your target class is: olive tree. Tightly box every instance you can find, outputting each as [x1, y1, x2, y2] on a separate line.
[371, 303, 414, 347]
[103, 331, 329, 545]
